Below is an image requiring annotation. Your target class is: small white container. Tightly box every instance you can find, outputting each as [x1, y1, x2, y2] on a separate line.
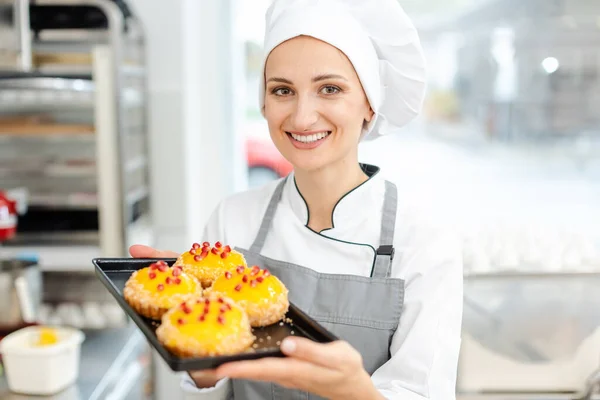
[0, 326, 85, 395]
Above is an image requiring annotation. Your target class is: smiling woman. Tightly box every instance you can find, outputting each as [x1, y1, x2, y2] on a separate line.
[130, 0, 463, 399]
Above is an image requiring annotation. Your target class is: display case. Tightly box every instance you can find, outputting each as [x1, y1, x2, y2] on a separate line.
[0, 0, 154, 272]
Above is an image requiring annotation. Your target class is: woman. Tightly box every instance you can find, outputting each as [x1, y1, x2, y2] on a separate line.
[130, 0, 463, 399]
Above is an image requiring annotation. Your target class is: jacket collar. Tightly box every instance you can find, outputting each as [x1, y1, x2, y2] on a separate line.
[283, 164, 383, 233]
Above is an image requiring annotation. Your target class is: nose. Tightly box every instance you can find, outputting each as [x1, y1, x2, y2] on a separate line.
[290, 94, 319, 131]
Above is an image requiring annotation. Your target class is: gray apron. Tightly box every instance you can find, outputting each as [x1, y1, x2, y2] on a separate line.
[231, 177, 405, 400]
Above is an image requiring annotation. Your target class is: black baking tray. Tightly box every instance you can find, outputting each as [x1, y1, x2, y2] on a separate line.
[93, 257, 338, 371]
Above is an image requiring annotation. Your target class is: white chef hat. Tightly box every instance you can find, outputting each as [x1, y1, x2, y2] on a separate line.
[258, 0, 427, 140]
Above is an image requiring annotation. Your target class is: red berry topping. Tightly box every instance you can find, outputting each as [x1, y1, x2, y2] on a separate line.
[149, 272, 157, 279]
[226, 303, 232, 310]
[217, 297, 224, 303]
[204, 306, 210, 314]
[263, 269, 270, 277]
[165, 277, 172, 284]
[219, 305, 227, 313]
[194, 255, 204, 262]
[192, 242, 201, 249]
[211, 247, 219, 255]
[220, 252, 228, 259]
[236, 265, 245, 274]
[174, 278, 181, 285]
[182, 305, 192, 314]
[157, 260, 167, 267]
[172, 267, 182, 277]
[256, 276, 264, 283]
[150, 263, 158, 270]
[202, 241, 210, 248]
[205, 298, 210, 305]
[235, 284, 242, 291]
[225, 271, 232, 280]
[217, 315, 225, 325]
[189, 249, 196, 255]
[215, 241, 222, 248]
[250, 266, 260, 276]
[250, 279, 257, 288]
[157, 284, 164, 291]
[242, 275, 248, 283]
[198, 315, 205, 322]
[177, 318, 185, 325]
[224, 245, 232, 252]
[158, 263, 168, 272]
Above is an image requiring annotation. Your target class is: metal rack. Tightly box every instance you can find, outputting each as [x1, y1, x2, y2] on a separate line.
[0, 0, 154, 271]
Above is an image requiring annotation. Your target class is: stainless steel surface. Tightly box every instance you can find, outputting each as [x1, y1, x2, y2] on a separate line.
[0, 259, 41, 333]
[463, 272, 600, 363]
[0, 324, 150, 400]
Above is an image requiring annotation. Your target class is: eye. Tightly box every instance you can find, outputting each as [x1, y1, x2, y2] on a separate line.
[272, 87, 293, 96]
[320, 85, 341, 95]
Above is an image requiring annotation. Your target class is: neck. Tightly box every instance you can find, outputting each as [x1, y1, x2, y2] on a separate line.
[294, 158, 368, 232]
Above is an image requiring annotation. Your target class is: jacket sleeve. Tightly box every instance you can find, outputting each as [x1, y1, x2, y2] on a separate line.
[370, 222, 464, 399]
[179, 202, 233, 399]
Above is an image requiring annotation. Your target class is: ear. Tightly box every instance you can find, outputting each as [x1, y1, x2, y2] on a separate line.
[365, 107, 375, 123]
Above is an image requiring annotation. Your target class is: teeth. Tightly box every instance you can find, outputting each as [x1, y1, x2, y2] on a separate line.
[289, 131, 330, 143]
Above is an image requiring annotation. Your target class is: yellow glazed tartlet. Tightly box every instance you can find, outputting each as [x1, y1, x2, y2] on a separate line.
[209, 265, 289, 327]
[156, 293, 254, 357]
[124, 260, 202, 320]
[174, 241, 247, 288]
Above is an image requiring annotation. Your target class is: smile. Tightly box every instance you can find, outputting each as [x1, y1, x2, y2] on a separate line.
[287, 131, 331, 144]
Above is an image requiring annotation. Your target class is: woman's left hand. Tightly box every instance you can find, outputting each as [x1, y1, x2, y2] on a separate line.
[215, 337, 383, 400]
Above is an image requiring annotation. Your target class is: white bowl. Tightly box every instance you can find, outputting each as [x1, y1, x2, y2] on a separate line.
[0, 326, 85, 395]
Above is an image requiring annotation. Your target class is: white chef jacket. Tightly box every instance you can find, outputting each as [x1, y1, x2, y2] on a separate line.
[181, 169, 463, 399]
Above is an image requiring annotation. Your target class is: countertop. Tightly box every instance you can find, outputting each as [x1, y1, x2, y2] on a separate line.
[0, 324, 148, 400]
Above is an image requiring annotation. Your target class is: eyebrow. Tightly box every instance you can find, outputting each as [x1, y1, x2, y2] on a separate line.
[266, 74, 348, 85]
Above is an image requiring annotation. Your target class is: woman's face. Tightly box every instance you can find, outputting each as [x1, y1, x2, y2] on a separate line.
[263, 36, 374, 173]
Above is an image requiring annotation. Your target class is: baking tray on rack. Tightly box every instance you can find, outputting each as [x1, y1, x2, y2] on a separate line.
[93, 257, 338, 371]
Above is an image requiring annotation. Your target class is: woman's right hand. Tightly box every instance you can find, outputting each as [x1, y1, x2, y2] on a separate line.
[128, 244, 179, 259]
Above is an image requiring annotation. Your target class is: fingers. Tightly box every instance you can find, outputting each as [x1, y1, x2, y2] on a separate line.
[280, 337, 362, 370]
[189, 369, 221, 388]
[215, 357, 335, 389]
[128, 244, 179, 259]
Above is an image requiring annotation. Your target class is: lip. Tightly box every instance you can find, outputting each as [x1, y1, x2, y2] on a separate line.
[285, 130, 331, 150]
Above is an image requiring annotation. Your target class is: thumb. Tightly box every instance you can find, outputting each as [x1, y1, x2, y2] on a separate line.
[129, 244, 179, 259]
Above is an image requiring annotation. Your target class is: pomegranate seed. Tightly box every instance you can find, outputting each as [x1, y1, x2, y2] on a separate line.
[157, 260, 167, 266]
[221, 252, 229, 259]
[219, 305, 227, 313]
[225, 271, 232, 279]
[198, 315, 205, 322]
[190, 249, 196, 255]
[256, 277, 264, 283]
[204, 306, 210, 315]
[263, 270, 271, 277]
[157, 284, 164, 291]
[250, 279, 257, 288]
[211, 248, 219, 255]
[235, 284, 242, 291]
[215, 241, 222, 248]
[150, 263, 158, 270]
[224, 245, 232, 253]
[217, 315, 225, 325]
[201, 250, 209, 258]
[183, 306, 192, 314]
[174, 278, 181, 284]
[192, 242, 201, 249]
[180, 302, 188, 309]
[149, 272, 157, 279]
[236, 266, 245, 274]
[217, 298, 224, 303]
[204, 298, 210, 305]
[194, 255, 204, 262]
[158, 263, 168, 272]
[177, 318, 185, 325]
[242, 275, 248, 283]
[202, 241, 210, 248]
[250, 266, 260, 275]
[226, 303, 232, 310]
[166, 277, 172, 284]
[172, 267, 182, 277]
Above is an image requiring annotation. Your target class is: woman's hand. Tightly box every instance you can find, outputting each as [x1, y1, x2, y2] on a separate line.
[128, 244, 179, 259]
[215, 337, 383, 400]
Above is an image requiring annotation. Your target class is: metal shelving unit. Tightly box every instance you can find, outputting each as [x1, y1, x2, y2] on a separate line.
[0, 0, 154, 271]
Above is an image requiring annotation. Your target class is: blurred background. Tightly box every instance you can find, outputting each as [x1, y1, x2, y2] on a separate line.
[0, 0, 599, 399]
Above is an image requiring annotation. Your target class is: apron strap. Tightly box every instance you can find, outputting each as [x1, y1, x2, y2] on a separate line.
[371, 180, 398, 278]
[249, 177, 288, 253]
